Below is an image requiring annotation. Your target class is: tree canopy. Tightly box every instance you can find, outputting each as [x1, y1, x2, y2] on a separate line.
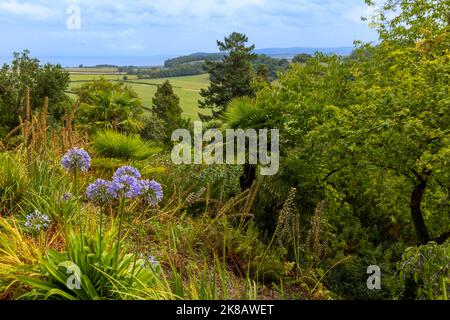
[199, 32, 257, 120]
[0, 50, 70, 136]
[224, 0, 450, 247]
[151, 80, 189, 145]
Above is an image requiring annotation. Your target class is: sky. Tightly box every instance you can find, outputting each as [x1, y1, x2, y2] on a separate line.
[0, 0, 379, 58]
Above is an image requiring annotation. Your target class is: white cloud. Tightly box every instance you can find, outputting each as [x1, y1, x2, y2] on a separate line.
[145, 0, 264, 17]
[0, 0, 379, 56]
[0, 0, 57, 20]
[343, 4, 377, 24]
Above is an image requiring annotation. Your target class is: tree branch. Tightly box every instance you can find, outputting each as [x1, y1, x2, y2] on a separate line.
[432, 231, 450, 245]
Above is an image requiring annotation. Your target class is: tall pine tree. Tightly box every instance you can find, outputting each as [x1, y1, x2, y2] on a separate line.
[199, 32, 256, 120]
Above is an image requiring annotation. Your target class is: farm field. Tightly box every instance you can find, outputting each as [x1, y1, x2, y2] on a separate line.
[66, 67, 122, 73]
[68, 72, 210, 119]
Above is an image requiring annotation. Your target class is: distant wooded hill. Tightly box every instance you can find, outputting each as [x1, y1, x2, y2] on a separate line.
[165, 46, 354, 66]
[119, 47, 353, 80]
[164, 53, 224, 68]
[163, 52, 291, 81]
[254, 46, 354, 57]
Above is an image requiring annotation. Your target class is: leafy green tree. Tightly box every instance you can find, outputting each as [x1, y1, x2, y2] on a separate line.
[255, 64, 270, 83]
[270, 0, 450, 246]
[227, 1, 450, 247]
[292, 53, 312, 64]
[364, 0, 450, 44]
[328, 0, 450, 244]
[219, 0, 450, 298]
[0, 64, 19, 136]
[152, 81, 182, 123]
[151, 80, 189, 144]
[199, 32, 256, 120]
[34, 63, 71, 121]
[0, 50, 70, 136]
[253, 54, 290, 81]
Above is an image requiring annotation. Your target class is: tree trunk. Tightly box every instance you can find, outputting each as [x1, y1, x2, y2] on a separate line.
[240, 163, 256, 191]
[410, 175, 430, 244]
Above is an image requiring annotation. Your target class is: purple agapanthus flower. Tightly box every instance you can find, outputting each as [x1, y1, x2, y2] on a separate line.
[109, 175, 143, 199]
[60, 192, 73, 202]
[86, 179, 115, 205]
[140, 179, 163, 206]
[140, 253, 160, 270]
[113, 166, 141, 180]
[61, 147, 91, 173]
[25, 210, 51, 232]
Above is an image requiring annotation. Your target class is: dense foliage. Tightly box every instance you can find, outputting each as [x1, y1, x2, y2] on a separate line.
[131, 64, 206, 79]
[292, 53, 313, 63]
[0, 50, 70, 136]
[164, 53, 224, 68]
[253, 55, 290, 81]
[151, 81, 190, 145]
[75, 79, 145, 133]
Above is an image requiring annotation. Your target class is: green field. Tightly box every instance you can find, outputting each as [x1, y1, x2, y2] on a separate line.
[67, 67, 122, 73]
[68, 73, 210, 119]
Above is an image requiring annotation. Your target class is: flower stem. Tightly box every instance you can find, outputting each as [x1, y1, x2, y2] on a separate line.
[130, 207, 148, 284]
[99, 209, 103, 260]
[115, 197, 125, 270]
[73, 168, 78, 194]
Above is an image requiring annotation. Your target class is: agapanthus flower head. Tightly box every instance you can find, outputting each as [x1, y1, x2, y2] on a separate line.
[25, 210, 51, 232]
[60, 192, 73, 202]
[61, 147, 91, 173]
[113, 166, 141, 180]
[139, 253, 160, 270]
[140, 179, 163, 206]
[109, 175, 143, 199]
[86, 179, 115, 205]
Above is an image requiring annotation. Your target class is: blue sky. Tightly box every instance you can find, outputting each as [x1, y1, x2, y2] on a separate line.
[0, 0, 379, 57]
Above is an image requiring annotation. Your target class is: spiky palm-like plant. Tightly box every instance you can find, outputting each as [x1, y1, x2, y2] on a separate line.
[80, 90, 144, 133]
[92, 129, 161, 161]
[223, 96, 274, 191]
[223, 96, 269, 130]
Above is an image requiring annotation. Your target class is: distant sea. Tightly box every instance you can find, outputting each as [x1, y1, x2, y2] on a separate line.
[0, 47, 355, 67]
[0, 55, 178, 67]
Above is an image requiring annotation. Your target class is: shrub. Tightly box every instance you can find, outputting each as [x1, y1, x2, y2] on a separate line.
[324, 255, 399, 300]
[0, 152, 29, 214]
[20, 229, 169, 300]
[161, 163, 242, 215]
[140, 115, 167, 143]
[398, 242, 449, 300]
[92, 130, 161, 160]
[20, 191, 80, 226]
[0, 217, 62, 299]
